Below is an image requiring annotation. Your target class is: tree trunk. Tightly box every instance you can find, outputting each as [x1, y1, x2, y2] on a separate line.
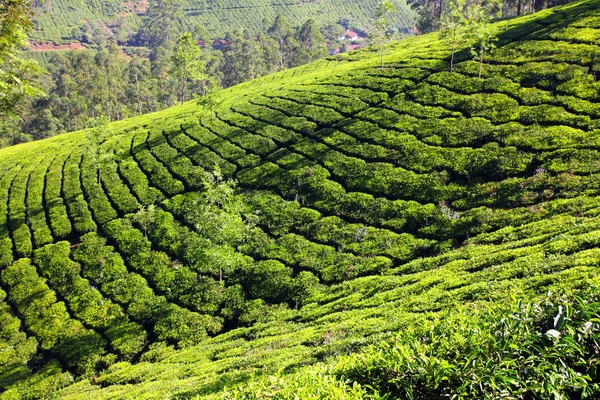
[479, 49, 484, 79]
[181, 65, 187, 105]
[279, 39, 284, 70]
[517, 0, 522, 15]
[135, 72, 142, 114]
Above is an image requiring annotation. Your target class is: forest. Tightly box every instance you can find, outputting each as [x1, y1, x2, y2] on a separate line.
[0, 0, 576, 147]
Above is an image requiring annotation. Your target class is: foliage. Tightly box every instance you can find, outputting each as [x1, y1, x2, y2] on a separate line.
[0, 1, 598, 398]
[171, 32, 207, 105]
[370, 0, 398, 69]
[0, 0, 45, 116]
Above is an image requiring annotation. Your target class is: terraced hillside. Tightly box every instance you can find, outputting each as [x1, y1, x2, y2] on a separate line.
[2, 1, 600, 398]
[31, 0, 413, 44]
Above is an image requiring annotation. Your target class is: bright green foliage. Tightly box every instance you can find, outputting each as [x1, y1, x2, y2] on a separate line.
[171, 32, 207, 105]
[439, 0, 468, 72]
[0, 0, 45, 114]
[466, 0, 501, 79]
[371, 0, 398, 69]
[0, 1, 598, 398]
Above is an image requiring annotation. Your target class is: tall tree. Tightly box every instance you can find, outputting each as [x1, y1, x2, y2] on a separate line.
[296, 19, 328, 64]
[85, 116, 112, 188]
[267, 14, 294, 70]
[137, 0, 184, 49]
[371, 0, 398, 69]
[0, 0, 44, 115]
[439, 0, 467, 72]
[170, 32, 206, 105]
[466, 0, 500, 79]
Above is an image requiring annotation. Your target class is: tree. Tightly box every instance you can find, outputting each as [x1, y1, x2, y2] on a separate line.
[466, 0, 500, 79]
[0, 0, 45, 115]
[439, 0, 467, 72]
[132, 205, 157, 238]
[197, 76, 221, 116]
[170, 32, 206, 105]
[267, 14, 294, 70]
[137, 0, 184, 49]
[371, 0, 398, 69]
[85, 116, 112, 188]
[296, 19, 328, 64]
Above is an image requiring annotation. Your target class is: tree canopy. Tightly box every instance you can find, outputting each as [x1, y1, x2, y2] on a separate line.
[0, 0, 44, 115]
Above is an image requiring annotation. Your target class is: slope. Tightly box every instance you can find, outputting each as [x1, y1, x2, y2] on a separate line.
[1, 0, 600, 398]
[30, 0, 413, 44]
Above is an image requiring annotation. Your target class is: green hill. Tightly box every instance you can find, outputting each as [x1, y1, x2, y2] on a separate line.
[30, 0, 413, 44]
[2, 0, 600, 398]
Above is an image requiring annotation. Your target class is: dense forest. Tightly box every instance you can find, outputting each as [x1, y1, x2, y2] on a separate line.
[1, 14, 333, 147]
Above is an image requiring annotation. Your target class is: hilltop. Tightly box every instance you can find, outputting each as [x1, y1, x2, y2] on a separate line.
[1, 0, 600, 398]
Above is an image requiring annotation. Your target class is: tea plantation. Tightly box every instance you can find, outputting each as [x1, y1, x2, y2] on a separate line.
[2, 1, 600, 398]
[30, 0, 413, 44]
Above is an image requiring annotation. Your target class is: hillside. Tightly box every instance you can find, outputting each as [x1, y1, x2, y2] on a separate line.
[1, 0, 600, 398]
[30, 0, 413, 44]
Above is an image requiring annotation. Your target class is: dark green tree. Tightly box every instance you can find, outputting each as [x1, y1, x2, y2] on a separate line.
[137, 0, 184, 48]
[296, 19, 328, 64]
[0, 0, 45, 115]
[370, 0, 398, 69]
[170, 32, 206, 105]
[267, 14, 294, 70]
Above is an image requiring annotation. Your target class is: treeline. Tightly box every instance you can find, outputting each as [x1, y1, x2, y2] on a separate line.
[410, 0, 576, 33]
[0, 0, 346, 147]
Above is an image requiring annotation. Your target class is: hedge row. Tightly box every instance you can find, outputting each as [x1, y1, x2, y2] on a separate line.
[218, 108, 299, 145]
[1, 258, 108, 376]
[162, 125, 237, 177]
[252, 95, 345, 127]
[63, 150, 97, 234]
[27, 155, 55, 248]
[323, 74, 415, 94]
[424, 69, 600, 117]
[114, 133, 165, 205]
[164, 191, 325, 311]
[73, 231, 220, 345]
[0, 165, 20, 267]
[489, 41, 600, 72]
[80, 151, 118, 225]
[272, 89, 370, 115]
[182, 121, 256, 169]
[242, 190, 433, 262]
[97, 140, 140, 215]
[9, 161, 35, 258]
[44, 152, 72, 239]
[363, 66, 430, 81]
[0, 288, 37, 390]
[34, 242, 146, 360]
[233, 100, 317, 134]
[131, 129, 184, 197]
[204, 114, 277, 156]
[145, 129, 206, 189]
[298, 84, 389, 105]
[103, 218, 224, 334]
